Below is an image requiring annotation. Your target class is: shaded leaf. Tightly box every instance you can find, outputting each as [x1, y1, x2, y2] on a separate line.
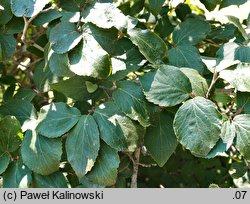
[146, 0, 165, 16]
[33, 172, 68, 188]
[93, 102, 127, 151]
[3, 160, 32, 188]
[66, 115, 100, 179]
[36, 102, 81, 138]
[172, 17, 211, 45]
[0, 34, 16, 60]
[169, 45, 204, 73]
[128, 28, 167, 64]
[0, 152, 10, 174]
[0, 0, 13, 25]
[21, 130, 62, 175]
[144, 111, 178, 167]
[49, 22, 82, 54]
[0, 116, 22, 153]
[236, 92, 250, 114]
[180, 68, 208, 97]
[86, 143, 120, 186]
[112, 80, 150, 127]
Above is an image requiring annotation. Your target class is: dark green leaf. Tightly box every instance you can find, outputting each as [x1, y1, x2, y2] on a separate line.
[180, 68, 208, 97]
[220, 0, 247, 9]
[33, 172, 68, 188]
[236, 92, 250, 114]
[0, 0, 13, 25]
[169, 45, 204, 73]
[172, 17, 211, 45]
[140, 65, 192, 107]
[173, 97, 222, 157]
[229, 162, 248, 179]
[10, 0, 51, 17]
[227, 15, 248, 42]
[112, 80, 150, 127]
[0, 116, 22, 153]
[93, 102, 127, 151]
[0, 152, 10, 174]
[66, 115, 100, 179]
[21, 130, 62, 175]
[235, 46, 250, 63]
[206, 139, 228, 159]
[128, 28, 167, 64]
[33, 61, 59, 93]
[200, 0, 221, 11]
[13, 88, 36, 101]
[145, 111, 178, 167]
[50, 76, 95, 101]
[49, 22, 82, 54]
[146, 0, 165, 16]
[86, 143, 120, 186]
[3, 160, 32, 188]
[0, 34, 16, 60]
[36, 102, 81, 138]
[33, 9, 62, 26]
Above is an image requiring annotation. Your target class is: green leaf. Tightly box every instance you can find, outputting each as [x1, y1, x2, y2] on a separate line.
[200, 0, 221, 11]
[235, 46, 250, 63]
[49, 50, 75, 77]
[0, 16, 24, 34]
[33, 172, 68, 188]
[180, 68, 208, 97]
[236, 92, 250, 114]
[220, 64, 250, 92]
[115, 115, 145, 152]
[13, 88, 36, 101]
[0, 116, 22, 153]
[206, 139, 228, 159]
[33, 9, 62, 26]
[233, 114, 250, 161]
[50, 76, 95, 101]
[33, 61, 59, 93]
[215, 42, 240, 72]
[49, 22, 82, 54]
[229, 162, 248, 179]
[66, 115, 100, 179]
[86, 143, 120, 186]
[220, 0, 247, 9]
[82, 2, 128, 30]
[140, 65, 192, 107]
[0, 152, 10, 174]
[172, 17, 211, 45]
[10, 0, 51, 17]
[0, 0, 13, 25]
[146, 0, 165, 16]
[0, 99, 37, 131]
[2, 160, 32, 188]
[173, 97, 222, 157]
[127, 28, 167, 64]
[93, 102, 127, 151]
[69, 31, 112, 79]
[112, 80, 150, 127]
[220, 120, 236, 147]
[169, 45, 204, 73]
[227, 15, 248, 42]
[21, 130, 62, 175]
[144, 111, 178, 167]
[0, 34, 16, 60]
[155, 15, 174, 38]
[36, 102, 81, 138]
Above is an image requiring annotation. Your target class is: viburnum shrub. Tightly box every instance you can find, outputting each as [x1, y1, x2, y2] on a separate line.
[0, 0, 250, 188]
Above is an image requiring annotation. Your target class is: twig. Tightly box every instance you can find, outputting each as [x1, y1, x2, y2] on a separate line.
[21, 6, 54, 46]
[206, 71, 218, 98]
[131, 148, 140, 188]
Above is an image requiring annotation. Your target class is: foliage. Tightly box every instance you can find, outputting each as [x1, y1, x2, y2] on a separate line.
[0, 0, 250, 188]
